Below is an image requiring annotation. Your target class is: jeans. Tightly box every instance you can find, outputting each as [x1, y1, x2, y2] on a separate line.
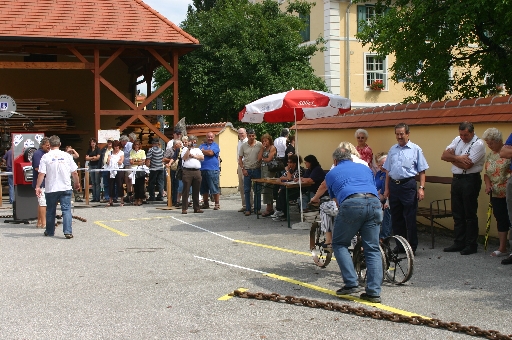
[200, 170, 220, 195]
[379, 207, 392, 239]
[102, 170, 110, 200]
[89, 166, 100, 201]
[243, 168, 261, 212]
[7, 174, 13, 203]
[332, 196, 383, 297]
[148, 170, 164, 198]
[45, 190, 72, 236]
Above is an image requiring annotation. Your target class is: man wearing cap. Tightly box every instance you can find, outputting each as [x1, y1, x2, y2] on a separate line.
[383, 122, 428, 254]
[199, 132, 221, 210]
[146, 138, 165, 201]
[238, 129, 263, 216]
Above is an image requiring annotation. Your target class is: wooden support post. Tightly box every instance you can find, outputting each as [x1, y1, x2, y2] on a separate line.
[84, 168, 90, 204]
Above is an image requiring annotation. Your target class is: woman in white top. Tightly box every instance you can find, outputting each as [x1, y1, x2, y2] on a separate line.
[129, 140, 146, 206]
[106, 140, 125, 207]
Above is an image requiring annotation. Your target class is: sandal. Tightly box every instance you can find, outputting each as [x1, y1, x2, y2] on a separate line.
[213, 204, 220, 210]
[491, 250, 509, 257]
[261, 210, 274, 217]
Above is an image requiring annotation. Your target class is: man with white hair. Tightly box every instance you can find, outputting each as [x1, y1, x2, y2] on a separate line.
[326, 146, 383, 303]
[35, 135, 79, 239]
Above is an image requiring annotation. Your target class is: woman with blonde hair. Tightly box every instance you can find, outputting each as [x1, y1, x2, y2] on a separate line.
[482, 128, 511, 257]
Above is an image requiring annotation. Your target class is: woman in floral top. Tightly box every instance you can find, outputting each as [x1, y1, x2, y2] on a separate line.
[483, 128, 511, 257]
[355, 129, 374, 169]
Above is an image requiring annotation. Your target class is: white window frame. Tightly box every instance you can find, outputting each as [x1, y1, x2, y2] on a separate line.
[364, 53, 388, 91]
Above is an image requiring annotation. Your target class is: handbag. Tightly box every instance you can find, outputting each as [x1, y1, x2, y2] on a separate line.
[170, 160, 179, 171]
[268, 158, 285, 173]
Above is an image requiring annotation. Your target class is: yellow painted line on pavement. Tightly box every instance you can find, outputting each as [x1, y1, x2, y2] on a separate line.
[234, 240, 312, 256]
[218, 288, 248, 301]
[94, 221, 129, 236]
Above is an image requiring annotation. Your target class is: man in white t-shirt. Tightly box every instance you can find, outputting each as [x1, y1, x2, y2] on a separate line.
[274, 128, 289, 160]
[166, 129, 183, 151]
[180, 135, 204, 214]
[35, 135, 79, 239]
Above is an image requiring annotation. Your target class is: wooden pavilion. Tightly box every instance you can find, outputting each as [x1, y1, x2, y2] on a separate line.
[0, 0, 200, 146]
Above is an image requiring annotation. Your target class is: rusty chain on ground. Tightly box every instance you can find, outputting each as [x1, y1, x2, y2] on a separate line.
[230, 290, 512, 340]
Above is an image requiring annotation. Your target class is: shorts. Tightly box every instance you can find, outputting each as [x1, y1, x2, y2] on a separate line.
[200, 170, 220, 195]
[37, 187, 46, 207]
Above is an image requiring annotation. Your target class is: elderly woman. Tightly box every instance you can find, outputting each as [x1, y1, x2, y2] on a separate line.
[375, 152, 392, 240]
[258, 133, 277, 217]
[482, 128, 511, 257]
[355, 129, 374, 168]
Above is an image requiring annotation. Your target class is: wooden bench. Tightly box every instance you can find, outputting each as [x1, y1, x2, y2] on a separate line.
[415, 175, 453, 249]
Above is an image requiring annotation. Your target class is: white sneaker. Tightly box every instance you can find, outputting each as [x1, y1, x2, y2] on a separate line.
[272, 216, 285, 221]
[271, 210, 284, 218]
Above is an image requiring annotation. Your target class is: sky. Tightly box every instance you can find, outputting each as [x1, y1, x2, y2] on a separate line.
[137, 0, 193, 93]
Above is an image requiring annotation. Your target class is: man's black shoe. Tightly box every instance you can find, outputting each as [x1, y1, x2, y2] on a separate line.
[113, 199, 118, 203]
[443, 244, 465, 252]
[147, 197, 155, 201]
[156, 197, 164, 201]
[501, 256, 512, 265]
[460, 247, 477, 255]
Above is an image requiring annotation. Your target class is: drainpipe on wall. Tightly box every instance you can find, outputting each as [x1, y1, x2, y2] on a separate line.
[346, 0, 353, 99]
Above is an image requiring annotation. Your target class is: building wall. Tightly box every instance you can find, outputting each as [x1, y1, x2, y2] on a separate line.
[306, 0, 414, 108]
[186, 127, 239, 189]
[296, 123, 512, 238]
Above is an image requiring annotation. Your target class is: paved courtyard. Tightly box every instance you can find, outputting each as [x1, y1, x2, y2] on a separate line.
[0, 194, 511, 339]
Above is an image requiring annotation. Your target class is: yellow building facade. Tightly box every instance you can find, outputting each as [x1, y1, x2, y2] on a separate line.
[301, 0, 412, 108]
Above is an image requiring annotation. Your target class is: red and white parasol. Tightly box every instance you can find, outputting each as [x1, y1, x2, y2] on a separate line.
[238, 89, 351, 229]
[238, 89, 351, 123]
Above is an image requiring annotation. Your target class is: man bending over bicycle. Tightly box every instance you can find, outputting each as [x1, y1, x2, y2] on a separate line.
[325, 147, 383, 303]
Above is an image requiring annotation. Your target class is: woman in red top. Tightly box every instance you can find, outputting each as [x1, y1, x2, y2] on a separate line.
[355, 129, 374, 169]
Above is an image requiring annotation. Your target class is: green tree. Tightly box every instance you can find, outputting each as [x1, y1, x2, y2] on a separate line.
[355, 0, 512, 102]
[153, 0, 328, 126]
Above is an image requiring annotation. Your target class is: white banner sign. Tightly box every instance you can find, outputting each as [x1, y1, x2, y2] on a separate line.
[98, 129, 120, 143]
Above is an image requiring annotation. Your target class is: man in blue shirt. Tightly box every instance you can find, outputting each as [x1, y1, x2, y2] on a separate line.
[326, 146, 383, 303]
[32, 137, 50, 229]
[383, 123, 428, 253]
[199, 132, 221, 210]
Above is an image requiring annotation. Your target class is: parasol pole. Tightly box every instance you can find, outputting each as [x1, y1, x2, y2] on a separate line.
[295, 108, 304, 223]
[291, 108, 310, 230]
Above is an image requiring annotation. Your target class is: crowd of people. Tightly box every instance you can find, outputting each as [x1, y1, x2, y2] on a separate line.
[24, 121, 512, 303]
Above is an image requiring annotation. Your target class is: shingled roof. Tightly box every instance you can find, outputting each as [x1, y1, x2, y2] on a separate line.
[294, 95, 512, 130]
[0, 0, 199, 45]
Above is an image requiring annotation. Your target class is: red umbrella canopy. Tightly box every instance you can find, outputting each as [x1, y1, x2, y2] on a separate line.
[239, 89, 351, 123]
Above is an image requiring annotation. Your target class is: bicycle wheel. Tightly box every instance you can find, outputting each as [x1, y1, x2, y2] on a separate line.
[382, 235, 414, 284]
[310, 222, 332, 268]
[353, 240, 386, 284]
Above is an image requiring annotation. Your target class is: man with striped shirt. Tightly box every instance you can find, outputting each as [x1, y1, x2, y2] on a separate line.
[146, 138, 165, 201]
